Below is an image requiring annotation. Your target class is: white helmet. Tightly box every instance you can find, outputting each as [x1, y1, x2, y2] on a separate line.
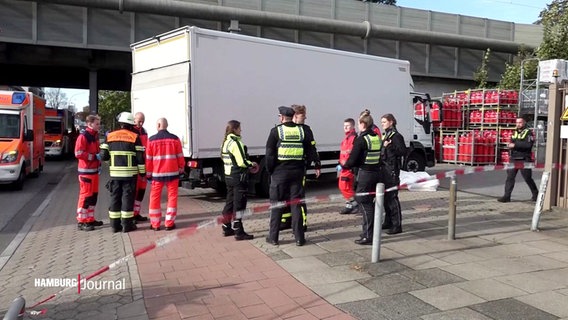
[117, 112, 135, 125]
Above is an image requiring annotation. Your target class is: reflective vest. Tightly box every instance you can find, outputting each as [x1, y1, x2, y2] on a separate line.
[221, 133, 252, 175]
[363, 134, 381, 165]
[277, 125, 304, 161]
[512, 129, 529, 141]
[100, 129, 145, 178]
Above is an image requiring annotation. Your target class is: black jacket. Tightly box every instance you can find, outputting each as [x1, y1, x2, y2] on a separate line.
[510, 127, 533, 161]
[343, 128, 381, 172]
[380, 127, 406, 176]
[299, 123, 321, 170]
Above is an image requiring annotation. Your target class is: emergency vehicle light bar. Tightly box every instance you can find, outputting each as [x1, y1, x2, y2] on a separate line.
[12, 92, 26, 104]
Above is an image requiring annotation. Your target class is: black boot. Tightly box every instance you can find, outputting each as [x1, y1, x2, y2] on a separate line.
[89, 220, 103, 227]
[233, 219, 254, 241]
[110, 218, 122, 233]
[134, 215, 148, 223]
[122, 218, 137, 233]
[222, 223, 235, 237]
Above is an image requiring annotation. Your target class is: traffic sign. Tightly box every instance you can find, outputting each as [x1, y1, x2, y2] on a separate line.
[561, 108, 568, 121]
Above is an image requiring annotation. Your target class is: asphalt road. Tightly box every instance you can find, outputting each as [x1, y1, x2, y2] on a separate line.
[0, 159, 72, 254]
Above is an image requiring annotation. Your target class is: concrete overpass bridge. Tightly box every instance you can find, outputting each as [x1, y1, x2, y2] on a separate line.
[0, 0, 543, 111]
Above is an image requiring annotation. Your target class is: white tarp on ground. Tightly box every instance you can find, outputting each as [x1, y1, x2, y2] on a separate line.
[399, 170, 439, 192]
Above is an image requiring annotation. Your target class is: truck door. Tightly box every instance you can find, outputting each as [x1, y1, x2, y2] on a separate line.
[22, 113, 31, 172]
[412, 96, 433, 148]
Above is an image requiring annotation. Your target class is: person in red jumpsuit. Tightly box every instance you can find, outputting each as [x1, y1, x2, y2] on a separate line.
[74, 115, 103, 231]
[338, 118, 359, 214]
[146, 118, 185, 231]
[132, 112, 149, 223]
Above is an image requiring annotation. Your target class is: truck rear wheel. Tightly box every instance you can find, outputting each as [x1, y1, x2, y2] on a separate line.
[405, 152, 426, 172]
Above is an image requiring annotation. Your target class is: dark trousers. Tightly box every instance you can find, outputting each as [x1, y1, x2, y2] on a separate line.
[504, 167, 538, 199]
[268, 167, 304, 242]
[222, 172, 248, 234]
[108, 178, 137, 219]
[281, 176, 308, 228]
[383, 190, 402, 229]
[381, 165, 402, 230]
[355, 169, 380, 239]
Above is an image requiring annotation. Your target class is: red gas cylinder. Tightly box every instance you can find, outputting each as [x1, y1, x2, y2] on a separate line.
[457, 135, 464, 162]
[476, 135, 485, 163]
[431, 102, 441, 122]
[443, 136, 450, 161]
[465, 134, 473, 162]
[500, 151, 510, 164]
[492, 90, 499, 104]
[471, 91, 478, 104]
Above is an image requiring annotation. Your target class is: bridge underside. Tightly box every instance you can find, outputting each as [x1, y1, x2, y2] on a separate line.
[0, 43, 131, 91]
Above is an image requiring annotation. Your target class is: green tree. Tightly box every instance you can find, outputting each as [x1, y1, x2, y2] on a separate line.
[499, 48, 537, 89]
[97, 90, 131, 131]
[474, 49, 491, 88]
[500, 0, 568, 88]
[536, 0, 568, 60]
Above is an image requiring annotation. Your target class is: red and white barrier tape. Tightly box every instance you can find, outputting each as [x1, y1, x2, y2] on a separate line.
[25, 219, 222, 315]
[25, 161, 557, 315]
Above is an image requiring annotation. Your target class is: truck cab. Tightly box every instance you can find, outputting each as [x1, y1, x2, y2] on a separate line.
[0, 90, 45, 190]
[44, 108, 73, 159]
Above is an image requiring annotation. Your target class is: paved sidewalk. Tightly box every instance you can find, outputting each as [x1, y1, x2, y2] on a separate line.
[0, 169, 147, 320]
[138, 186, 568, 320]
[130, 193, 355, 320]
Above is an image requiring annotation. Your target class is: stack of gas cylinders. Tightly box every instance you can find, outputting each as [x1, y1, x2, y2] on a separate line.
[435, 89, 519, 165]
[441, 130, 497, 163]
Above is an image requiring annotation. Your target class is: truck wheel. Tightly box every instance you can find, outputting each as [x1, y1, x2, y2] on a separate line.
[13, 166, 25, 190]
[213, 182, 227, 196]
[30, 160, 42, 178]
[255, 169, 270, 198]
[405, 152, 426, 172]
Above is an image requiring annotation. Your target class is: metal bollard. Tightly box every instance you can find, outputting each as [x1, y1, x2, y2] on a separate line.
[531, 171, 550, 231]
[448, 176, 457, 240]
[3, 296, 25, 320]
[372, 183, 385, 263]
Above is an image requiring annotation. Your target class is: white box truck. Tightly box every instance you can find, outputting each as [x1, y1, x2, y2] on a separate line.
[130, 26, 438, 196]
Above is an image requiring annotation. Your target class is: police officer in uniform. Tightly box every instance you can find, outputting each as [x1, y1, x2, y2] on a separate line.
[100, 112, 146, 233]
[265, 106, 318, 246]
[279, 104, 321, 231]
[498, 117, 538, 202]
[220, 120, 258, 240]
[342, 111, 381, 245]
[379, 113, 406, 235]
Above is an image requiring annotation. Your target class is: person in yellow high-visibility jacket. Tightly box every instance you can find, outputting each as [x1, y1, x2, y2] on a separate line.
[279, 104, 320, 232]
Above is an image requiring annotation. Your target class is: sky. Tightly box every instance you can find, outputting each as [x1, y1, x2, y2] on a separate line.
[59, 0, 550, 107]
[397, 0, 550, 24]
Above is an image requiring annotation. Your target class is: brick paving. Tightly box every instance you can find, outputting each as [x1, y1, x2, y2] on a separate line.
[130, 189, 355, 320]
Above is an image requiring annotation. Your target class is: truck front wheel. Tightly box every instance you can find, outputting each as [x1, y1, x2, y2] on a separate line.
[405, 152, 426, 172]
[255, 169, 270, 198]
[13, 166, 25, 190]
